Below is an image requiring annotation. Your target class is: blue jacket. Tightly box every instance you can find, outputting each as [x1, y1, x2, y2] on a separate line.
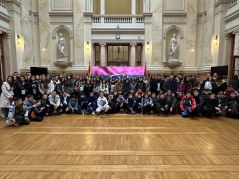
[165, 78, 178, 94]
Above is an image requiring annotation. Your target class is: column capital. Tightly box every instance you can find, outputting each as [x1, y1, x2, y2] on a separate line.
[130, 43, 136, 46]
[100, 43, 106, 46]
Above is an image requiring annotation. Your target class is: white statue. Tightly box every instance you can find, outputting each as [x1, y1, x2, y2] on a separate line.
[58, 33, 67, 59]
[169, 33, 177, 59]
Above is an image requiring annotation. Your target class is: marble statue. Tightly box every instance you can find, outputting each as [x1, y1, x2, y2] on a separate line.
[169, 33, 177, 59]
[58, 33, 67, 59]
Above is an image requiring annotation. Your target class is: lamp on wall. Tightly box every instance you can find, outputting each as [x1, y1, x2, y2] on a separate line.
[86, 42, 90, 50]
[213, 36, 218, 45]
[17, 35, 22, 44]
[146, 42, 150, 50]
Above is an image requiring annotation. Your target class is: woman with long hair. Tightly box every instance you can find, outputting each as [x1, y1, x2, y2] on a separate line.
[0, 76, 15, 118]
[29, 75, 41, 100]
[180, 76, 192, 94]
[16, 75, 31, 100]
[38, 75, 51, 96]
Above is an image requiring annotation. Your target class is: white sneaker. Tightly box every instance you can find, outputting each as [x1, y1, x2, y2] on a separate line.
[92, 111, 95, 115]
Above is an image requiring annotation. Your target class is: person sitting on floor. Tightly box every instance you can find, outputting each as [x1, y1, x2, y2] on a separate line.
[60, 91, 70, 113]
[180, 91, 196, 118]
[49, 91, 61, 114]
[126, 93, 136, 114]
[96, 92, 110, 114]
[226, 91, 239, 119]
[141, 93, 152, 114]
[203, 93, 221, 118]
[157, 93, 169, 115]
[78, 93, 88, 114]
[66, 95, 78, 114]
[165, 89, 177, 114]
[23, 94, 36, 114]
[176, 91, 183, 114]
[108, 92, 118, 114]
[192, 90, 203, 116]
[30, 100, 45, 122]
[150, 92, 158, 114]
[87, 91, 97, 115]
[217, 91, 228, 113]
[41, 94, 51, 116]
[134, 93, 143, 114]
[7, 97, 30, 126]
[116, 93, 127, 113]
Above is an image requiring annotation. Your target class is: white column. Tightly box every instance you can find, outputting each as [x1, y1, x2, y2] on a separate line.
[100, 0, 105, 14]
[91, 43, 95, 67]
[234, 32, 239, 56]
[100, 43, 106, 66]
[132, 0, 136, 15]
[130, 43, 136, 66]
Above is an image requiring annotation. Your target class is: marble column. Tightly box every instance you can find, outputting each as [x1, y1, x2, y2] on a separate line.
[100, 0, 105, 14]
[233, 32, 239, 56]
[141, 43, 145, 66]
[100, 43, 106, 66]
[1, 34, 11, 80]
[91, 43, 95, 67]
[130, 43, 136, 66]
[132, 0, 136, 15]
[226, 34, 235, 81]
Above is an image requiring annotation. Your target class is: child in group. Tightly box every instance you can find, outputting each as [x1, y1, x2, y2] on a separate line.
[180, 91, 196, 118]
[60, 91, 70, 113]
[49, 91, 61, 114]
[78, 93, 88, 114]
[135, 89, 144, 98]
[87, 91, 97, 115]
[31, 100, 45, 122]
[165, 90, 177, 114]
[217, 91, 228, 113]
[66, 95, 78, 114]
[226, 91, 239, 118]
[224, 84, 238, 97]
[126, 93, 135, 114]
[134, 93, 143, 114]
[157, 93, 169, 115]
[141, 93, 152, 114]
[113, 91, 118, 99]
[176, 91, 183, 114]
[116, 93, 127, 112]
[96, 92, 110, 114]
[203, 93, 221, 118]
[23, 94, 36, 114]
[151, 92, 158, 114]
[108, 92, 118, 114]
[192, 90, 203, 116]
[7, 97, 30, 126]
[41, 94, 51, 116]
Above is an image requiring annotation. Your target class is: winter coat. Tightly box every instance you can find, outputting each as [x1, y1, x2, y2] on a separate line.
[0, 82, 14, 108]
[49, 94, 61, 107]
[180, 96, 196, 111]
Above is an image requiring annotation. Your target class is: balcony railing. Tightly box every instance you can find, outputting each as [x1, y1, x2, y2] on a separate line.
[92, 15, 144, 25]
[0, 0, 5, 8]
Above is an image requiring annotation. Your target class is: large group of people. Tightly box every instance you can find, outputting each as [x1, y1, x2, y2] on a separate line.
[0, 71, 239, 126]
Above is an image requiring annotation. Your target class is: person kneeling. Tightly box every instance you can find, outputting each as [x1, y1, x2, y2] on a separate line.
[31, 100, 45, 122]
[87, 92, 97, 115]
[116, 93, 127, 113]
[7, 97, 30, 126]
[66, 96, 78, 114]
[78, 93, 88, 114]
[180, 91, 196, 118]
[226, 91, 239, 119]
[126, 93, 136, 114]
[96, 92, 110, 114]
[156, 93, 169, 115]
[141, 93, 152, 114]
[203, 93, 221, 118]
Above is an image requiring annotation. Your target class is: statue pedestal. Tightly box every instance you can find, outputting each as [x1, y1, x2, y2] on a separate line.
[54, 58, 73, 68]
[163, 59, 182, 68]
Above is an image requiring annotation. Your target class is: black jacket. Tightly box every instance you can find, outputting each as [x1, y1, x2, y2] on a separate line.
[135, 81, 146, 93]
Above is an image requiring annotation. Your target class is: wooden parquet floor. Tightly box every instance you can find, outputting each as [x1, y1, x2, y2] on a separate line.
[0, 114, 239, 179]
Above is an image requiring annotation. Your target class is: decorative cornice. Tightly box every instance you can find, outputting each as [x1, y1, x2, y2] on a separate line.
[224, 9, 239, 23]
[0, 26, 10, 34]
[225, 24, 239, 35]
[215, 0, 229, 8]
[49, 12, 73, 16]
[0, 11, 11, 23]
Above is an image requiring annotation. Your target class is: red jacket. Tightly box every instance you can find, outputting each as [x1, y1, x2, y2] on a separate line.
[224, 89, 238, 97]
[180, 96, 196, 111]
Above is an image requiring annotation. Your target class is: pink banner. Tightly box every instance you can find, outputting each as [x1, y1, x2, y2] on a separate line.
[93, 66, 145, 76]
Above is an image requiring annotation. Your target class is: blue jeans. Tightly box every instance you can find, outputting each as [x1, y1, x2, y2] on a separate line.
[1, 108, 9, 118]
[87, 103, 96, 112]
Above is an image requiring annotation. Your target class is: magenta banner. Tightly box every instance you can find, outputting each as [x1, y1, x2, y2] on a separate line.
[93, 66, 145, 76]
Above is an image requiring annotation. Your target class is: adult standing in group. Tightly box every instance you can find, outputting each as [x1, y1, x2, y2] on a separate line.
[0, 76, 15, 118]
[165, 74, 178, 95]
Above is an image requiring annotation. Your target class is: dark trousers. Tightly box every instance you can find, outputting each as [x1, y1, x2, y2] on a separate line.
[203, 106, 217, 117]
[134, 103, 142, 113]
[15, 115, 30, 125]
[142, 104, 151, 114]
[156, 105, 169, 114]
